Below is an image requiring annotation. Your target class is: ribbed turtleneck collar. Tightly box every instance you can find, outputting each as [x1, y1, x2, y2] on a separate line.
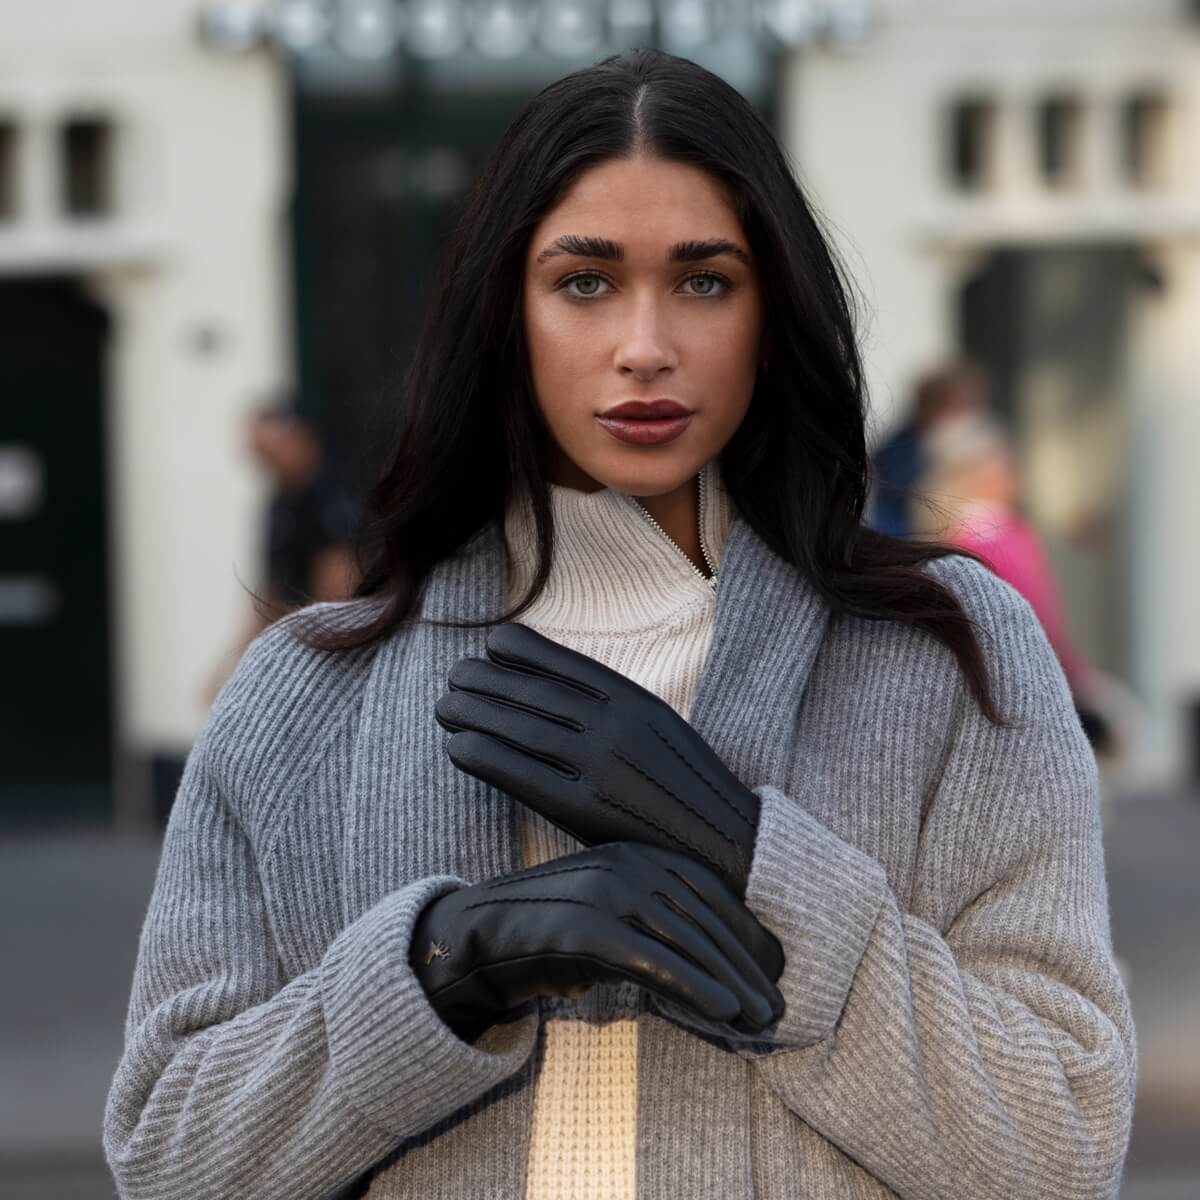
[503, 458, 734, 635]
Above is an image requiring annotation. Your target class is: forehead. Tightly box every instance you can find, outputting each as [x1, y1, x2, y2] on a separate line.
[528, 156, 743, 252]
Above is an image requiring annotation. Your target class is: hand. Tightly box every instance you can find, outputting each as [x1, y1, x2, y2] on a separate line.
[435, 623, 761, 898]
[409, 842, 785, 1043]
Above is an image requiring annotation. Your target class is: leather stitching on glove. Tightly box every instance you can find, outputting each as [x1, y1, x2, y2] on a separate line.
[592, 786, 726, 878]
[610, 748, 744, 856]
[646, 722, 757, 828]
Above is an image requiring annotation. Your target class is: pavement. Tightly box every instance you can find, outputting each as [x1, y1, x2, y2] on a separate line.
[0, 830, 161, 1199]
[0, 784, 1197, 1199]
[1106, 782, 1200, 1193]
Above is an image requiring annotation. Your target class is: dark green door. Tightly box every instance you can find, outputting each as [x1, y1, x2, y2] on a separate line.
[0, 277, 113, 827]
[292, 84, 530, 489]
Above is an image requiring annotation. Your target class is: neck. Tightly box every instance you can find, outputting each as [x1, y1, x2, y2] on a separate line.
[540, 443, 709, 577]
[503, 460, 731, 630]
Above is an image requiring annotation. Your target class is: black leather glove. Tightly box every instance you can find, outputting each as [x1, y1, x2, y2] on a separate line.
[435, 623, 761, 898]
[409, 842, 785, 1044]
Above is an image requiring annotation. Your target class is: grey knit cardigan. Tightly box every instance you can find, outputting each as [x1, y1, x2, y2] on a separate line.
[103, 514, 1136, 1200]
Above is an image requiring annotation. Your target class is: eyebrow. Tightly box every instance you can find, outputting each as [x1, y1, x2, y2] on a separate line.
[535, 234, 752, 267]
[672, 238, 752, 267]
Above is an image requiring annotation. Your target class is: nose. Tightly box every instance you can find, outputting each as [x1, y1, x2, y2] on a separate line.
[612, 294, 677, 380]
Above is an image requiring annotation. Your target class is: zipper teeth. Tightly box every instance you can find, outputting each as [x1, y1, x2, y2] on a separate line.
[697, 468, 717, 578]
[630, 470, 716, 589]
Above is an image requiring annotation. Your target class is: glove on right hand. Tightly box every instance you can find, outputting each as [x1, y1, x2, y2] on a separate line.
[409, 842, 785, 1044]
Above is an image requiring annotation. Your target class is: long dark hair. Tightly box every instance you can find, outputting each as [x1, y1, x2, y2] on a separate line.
[296, 47, 1005, 725]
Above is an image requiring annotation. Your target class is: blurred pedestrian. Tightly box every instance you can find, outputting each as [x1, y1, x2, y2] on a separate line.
[912, 411, 1114, 755]
[869, 360, 989, 535]
[250, 402, 360, 608]
[204, 401, 360, 703]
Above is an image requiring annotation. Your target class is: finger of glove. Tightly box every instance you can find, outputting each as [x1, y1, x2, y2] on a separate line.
[647, 849, 786, 984]
[447, 655, 598, 730]
[630, 895, 776, 1030]
[446, 730, 598, 841]
[604, 920, 741, 1026]
[437, 691, 579, 772]
[485, 623, 625, 701]
[652, 884, 784, 1021]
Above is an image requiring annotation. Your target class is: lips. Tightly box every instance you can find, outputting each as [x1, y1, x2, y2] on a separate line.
[600, 399, 690, 420]
[596, 399, 693, 446]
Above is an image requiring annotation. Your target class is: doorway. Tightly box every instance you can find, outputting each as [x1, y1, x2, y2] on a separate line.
[0, 277, 114, 827]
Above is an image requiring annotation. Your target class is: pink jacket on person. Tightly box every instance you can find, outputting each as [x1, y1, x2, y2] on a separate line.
[948, 501, 1091, 697]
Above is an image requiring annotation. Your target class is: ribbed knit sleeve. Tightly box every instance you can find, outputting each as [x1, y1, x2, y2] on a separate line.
[656, 562, 1136, 1199]
[102, 618, 539, 1200]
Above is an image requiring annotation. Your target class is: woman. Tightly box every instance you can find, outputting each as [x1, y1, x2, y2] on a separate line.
[912, 411, 1113, 752]
[103, 49, 1135, 1200]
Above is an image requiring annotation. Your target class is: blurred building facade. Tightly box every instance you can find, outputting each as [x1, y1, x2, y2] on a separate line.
[787, 0, 1200, 780]
[0, 0, 289, 826]
[2, 0, 1198, 829]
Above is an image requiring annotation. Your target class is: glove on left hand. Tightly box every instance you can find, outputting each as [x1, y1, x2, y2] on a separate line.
[436, 622, 761, 898]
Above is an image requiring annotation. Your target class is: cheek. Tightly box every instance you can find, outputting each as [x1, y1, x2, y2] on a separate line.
[683, 304, 762, 399]
[524, 296, 587, 396]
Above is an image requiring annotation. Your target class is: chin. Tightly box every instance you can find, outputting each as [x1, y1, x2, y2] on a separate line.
[577, 444, 712, 497]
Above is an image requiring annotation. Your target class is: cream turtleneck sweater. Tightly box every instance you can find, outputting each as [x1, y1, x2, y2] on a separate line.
[501, 458, 734, 1200]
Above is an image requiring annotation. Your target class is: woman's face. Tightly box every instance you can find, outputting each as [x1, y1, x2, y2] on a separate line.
[522, 153, 765, 497]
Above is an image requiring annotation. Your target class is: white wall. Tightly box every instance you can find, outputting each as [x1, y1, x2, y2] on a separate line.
[0, 1, 289, 765]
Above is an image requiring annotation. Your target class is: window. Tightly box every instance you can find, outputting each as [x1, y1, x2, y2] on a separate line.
[0, 121, 15, 219]
[947, 96, 996, 193]
[1120, 91, 1169, 189]
[1036, 94, 1083, 189]
[60, 117, 114, 217]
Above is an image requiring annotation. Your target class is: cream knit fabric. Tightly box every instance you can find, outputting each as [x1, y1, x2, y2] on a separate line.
[502, 458, 733, 1200]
